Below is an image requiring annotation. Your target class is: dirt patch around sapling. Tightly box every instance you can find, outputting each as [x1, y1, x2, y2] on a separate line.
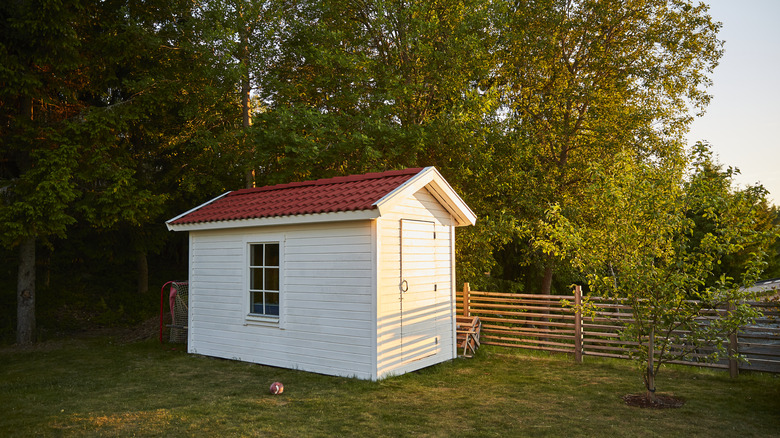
[622, 393, 685, 409]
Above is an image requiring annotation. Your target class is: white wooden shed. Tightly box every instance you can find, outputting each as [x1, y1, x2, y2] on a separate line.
[166, 167, 476, 380]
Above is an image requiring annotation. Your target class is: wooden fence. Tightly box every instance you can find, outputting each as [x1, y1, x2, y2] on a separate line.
[456, 283, 780, 376]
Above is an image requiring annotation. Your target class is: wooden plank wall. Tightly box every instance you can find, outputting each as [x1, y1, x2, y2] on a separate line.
[376, 187, 456, 378]
[188, 223, 377, 379]
[456, 284, 780, 376]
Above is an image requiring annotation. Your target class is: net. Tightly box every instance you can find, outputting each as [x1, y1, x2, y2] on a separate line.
[169, 282, 189, 343]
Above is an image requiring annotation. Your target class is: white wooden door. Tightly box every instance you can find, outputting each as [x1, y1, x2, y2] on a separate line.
[400, 219, 440, 363]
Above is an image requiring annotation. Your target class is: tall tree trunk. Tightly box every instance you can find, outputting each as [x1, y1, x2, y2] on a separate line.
[242, 65, 253, 189]
[137, 250, 148, 294]
[241, 59, 251, 130]
[241, 61, 253, 189]
[239, 10, 254, 189]
[539, 259, 554, 343]
[16, 237, 36, 345]
[541, 262, 553, 295]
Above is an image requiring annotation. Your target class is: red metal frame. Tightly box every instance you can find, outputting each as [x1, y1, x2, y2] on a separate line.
[159, 281, 176, 343]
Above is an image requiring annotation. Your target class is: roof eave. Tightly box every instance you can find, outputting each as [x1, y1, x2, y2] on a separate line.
[165, 191, 232, 231]
[166, 209, 381, 232]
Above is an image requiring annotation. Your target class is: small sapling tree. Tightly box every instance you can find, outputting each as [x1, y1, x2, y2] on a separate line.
[540, 145, 777, 403]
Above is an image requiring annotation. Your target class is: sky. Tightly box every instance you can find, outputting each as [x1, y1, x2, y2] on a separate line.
[686, 0, 780, 205]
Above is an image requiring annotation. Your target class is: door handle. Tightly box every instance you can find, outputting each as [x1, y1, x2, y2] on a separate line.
[401, 279, 408, 292]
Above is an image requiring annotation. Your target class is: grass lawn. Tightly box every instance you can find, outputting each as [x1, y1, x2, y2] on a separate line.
[1, 337, 778, 437]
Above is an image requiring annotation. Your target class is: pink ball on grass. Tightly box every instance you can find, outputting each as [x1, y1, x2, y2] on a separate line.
[270, 382, 284, 395]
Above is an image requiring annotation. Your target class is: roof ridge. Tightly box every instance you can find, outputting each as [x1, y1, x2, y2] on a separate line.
[166, 167, 431, 226]
[229, 168, 423, 196]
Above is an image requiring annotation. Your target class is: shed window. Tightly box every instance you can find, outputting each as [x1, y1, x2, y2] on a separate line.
[249, 243, 280, 317]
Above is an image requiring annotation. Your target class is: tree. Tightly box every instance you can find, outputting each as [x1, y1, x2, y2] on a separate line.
[761, 207, 780, 279]
[684, 144, 779, 287]
[489, 0, 723, 294]
[0, 0, 242, 342]
[249, 0, 512, 281]
[245, 0, 728, 294]
[252, 0, 498, 176]
[540, 143, 777, 402]
[190, 0, 283, 188]
[0, 0, 739, 340]
[0, 0, 91, 344]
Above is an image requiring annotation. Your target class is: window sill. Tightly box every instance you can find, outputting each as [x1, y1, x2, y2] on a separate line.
[244, 314, 280, 327]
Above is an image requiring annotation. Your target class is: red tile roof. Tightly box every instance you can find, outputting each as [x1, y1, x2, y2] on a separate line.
[169, 168, 424, 225]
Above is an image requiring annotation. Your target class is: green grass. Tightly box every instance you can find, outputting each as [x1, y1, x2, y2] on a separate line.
[1, 338, 778, 437]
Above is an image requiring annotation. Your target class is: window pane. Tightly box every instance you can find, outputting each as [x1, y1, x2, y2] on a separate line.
[250, 268, 263, 290]
[251, 291, 263, 314]
[266, 243, 279, 266]
[250, 244, 263, 267]
[266, 268, 279, 291]
[266, 292, 279, 316]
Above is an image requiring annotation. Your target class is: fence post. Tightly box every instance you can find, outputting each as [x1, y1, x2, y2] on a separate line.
[463, 283, 470, 317]
[574, 285, 583, 363]
[728, 301, 739, 378]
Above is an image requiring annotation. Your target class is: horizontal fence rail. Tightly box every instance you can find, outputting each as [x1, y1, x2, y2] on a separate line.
[457, 283, 780, 377]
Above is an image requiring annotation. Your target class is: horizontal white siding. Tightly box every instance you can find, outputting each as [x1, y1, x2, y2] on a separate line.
[187, 220, 376, 379]
[376, 187, 456, 378]
[185, 183, 460, 380]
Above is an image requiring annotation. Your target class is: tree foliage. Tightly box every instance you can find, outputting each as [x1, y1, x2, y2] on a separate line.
[0, 0, 252, 342]
[252, 0, 498, 178]
[540, 143, 778, 399]
[3, 0, 777, 358]
[483, 0, 724, 293]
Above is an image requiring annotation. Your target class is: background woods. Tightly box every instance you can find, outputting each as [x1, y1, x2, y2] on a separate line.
[1, 0, 779, 345]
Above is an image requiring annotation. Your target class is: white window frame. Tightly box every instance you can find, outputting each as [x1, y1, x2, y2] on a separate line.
[244, 235, 284, 327]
